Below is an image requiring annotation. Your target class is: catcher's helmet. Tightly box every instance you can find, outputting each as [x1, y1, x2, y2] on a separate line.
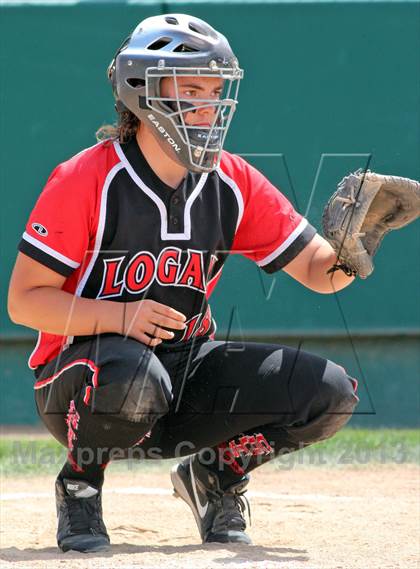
[108, 14, 243, 173]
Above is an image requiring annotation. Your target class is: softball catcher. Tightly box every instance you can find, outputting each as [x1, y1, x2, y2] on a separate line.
[8, 13, 419, 553]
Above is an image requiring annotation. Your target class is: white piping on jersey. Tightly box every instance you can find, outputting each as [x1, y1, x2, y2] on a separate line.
[75, 161, 126, 298]
[257, 217, 308, 267]
[215, 166, 244, 232]
[60, 161, 126, 352]
[26, 141, 108, 367]
[28, 331, 42, 370]
[113, 141, 208, 241]
[21, 232, 80, 269]
[33, 360, 99, 390]
[206, 265, 223, 293]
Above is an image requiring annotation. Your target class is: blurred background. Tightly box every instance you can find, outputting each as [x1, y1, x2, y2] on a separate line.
[1, 0, 419, 428]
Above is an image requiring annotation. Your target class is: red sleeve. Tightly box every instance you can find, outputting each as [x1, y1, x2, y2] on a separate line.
[18, 153, 98, 277]
[220, 153, 317, 273]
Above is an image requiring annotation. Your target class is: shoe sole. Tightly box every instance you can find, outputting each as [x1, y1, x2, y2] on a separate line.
[60, 542, 111, 553]
[171, 462, 206, 542]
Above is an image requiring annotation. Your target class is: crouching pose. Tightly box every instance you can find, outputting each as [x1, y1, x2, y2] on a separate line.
[11, 12, 418, 553]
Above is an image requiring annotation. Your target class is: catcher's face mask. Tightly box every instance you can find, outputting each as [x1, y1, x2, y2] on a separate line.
[108, 13, 243, 173]
[143, 65, 242, 172]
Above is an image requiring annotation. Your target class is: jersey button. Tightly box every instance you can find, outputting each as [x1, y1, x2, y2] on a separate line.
[172, 196, 180, 205]
[171, 216, 179, 226]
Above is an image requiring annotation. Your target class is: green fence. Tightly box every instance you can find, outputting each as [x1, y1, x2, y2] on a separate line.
[1, 0, 419, 426]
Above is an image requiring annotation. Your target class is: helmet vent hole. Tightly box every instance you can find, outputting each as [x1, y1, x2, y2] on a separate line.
[188, 23, 208, 36]
[165, 16, 179, 25]
[126, 78, 145, 88]
[173, 44, 200, 53]
[148, 37, 172, 50]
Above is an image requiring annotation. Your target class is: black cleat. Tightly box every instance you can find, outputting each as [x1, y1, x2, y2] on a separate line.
[171, 456, 252, 544]
[55, 477, 110, 553]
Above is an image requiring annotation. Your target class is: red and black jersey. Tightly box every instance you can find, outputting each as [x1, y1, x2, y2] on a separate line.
[18, 137, 317, 369]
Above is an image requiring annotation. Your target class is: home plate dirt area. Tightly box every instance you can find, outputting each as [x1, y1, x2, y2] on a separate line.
[0, 467, 418, 569]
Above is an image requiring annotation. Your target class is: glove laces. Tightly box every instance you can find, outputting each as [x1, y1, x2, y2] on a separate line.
[327, 263, 357, 277]
[335, 183, 366, 236]
[330, 171, 369, 276]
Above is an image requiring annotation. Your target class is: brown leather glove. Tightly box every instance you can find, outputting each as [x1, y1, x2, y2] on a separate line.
[322, 170, 420, 278]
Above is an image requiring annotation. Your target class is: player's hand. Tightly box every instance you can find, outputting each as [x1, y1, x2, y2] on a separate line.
[121, 299, 186, 346]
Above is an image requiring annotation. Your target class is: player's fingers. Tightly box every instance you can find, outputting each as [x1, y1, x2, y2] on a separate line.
[149, 314, 187, 331]
[148, 301, 186, 322]
[135, 332, 162, 347]
[143, 322, 176, 340]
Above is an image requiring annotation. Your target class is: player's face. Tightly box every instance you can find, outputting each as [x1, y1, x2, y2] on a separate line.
[160, 76, 224, 126]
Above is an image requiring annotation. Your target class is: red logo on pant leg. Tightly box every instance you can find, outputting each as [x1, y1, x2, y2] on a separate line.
[218, 442, 245, 475]
[67, 451, 84, 473]
[254, 433, 274, 455]
[65, 399, 80, 452]
[229, 434, 274, 458]
[218, 433, 274, 474]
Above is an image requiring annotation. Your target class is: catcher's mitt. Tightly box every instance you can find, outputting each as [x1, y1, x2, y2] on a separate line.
[322, 169, 420, 279]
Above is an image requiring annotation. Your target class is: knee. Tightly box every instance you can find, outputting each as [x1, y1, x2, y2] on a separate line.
[284, 360, 359, 447]
[310, 360, 359, 441]
[320, 360, 359, 415]
[90, 344, 173, 423]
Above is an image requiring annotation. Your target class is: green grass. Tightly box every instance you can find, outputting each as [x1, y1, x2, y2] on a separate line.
[270, 428, 419, 470]
[0, 428, 418, 477]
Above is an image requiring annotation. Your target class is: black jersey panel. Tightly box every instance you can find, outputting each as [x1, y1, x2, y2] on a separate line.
[73, 157, 242, 346]
[18, 238, 74, 277]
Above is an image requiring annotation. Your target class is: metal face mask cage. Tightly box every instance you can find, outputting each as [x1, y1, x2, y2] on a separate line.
[144, 63, 243, 172]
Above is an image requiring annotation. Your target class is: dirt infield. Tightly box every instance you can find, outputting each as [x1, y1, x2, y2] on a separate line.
[0, 466, 418, 569]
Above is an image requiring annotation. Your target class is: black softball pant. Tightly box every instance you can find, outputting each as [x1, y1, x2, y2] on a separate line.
[34, 334, 358, 477]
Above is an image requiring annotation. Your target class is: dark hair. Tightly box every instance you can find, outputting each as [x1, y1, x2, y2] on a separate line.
[95, 109, 139, 143]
